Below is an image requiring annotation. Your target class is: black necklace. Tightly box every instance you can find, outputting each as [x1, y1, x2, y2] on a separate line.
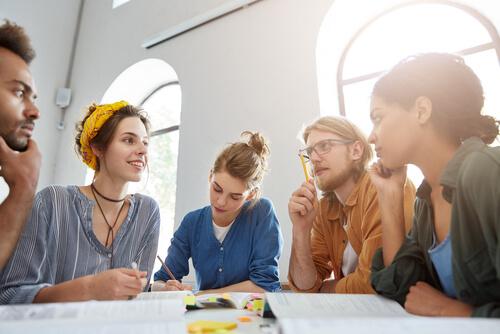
[90, 185, 127, 268]
[91, 183, 126, 202]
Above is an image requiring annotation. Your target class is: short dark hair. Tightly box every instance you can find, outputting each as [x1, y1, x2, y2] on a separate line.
[0, 20, 36, 64]
[372, 53, 498, 144]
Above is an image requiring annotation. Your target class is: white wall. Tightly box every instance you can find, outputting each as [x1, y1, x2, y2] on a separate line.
[0, 0, 81, 196]
[52, 0, 333, 280]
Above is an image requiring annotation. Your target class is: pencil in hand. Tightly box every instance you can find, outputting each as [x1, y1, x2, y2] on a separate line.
[156, 255, 177, 281]
[299, 153, 310, 182]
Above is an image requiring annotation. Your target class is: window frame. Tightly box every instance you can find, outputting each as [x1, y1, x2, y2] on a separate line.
[139, 80, 181, 137]
[336, 0, 500, 116]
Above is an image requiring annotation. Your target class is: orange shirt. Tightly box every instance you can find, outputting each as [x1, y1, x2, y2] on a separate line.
[288, 172, 416, 294]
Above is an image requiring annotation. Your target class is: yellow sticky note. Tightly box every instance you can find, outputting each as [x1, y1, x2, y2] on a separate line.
[187, 320, 237, 333]
[184, 295, 196, 306]
[252, 299, 264, 311]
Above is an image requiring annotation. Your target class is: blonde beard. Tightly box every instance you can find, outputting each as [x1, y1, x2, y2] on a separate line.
[316, 162, 356, 193]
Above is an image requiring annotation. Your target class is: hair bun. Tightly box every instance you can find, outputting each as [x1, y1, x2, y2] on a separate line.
[241, 131, 270, 158]
[478, 115, 499, 144]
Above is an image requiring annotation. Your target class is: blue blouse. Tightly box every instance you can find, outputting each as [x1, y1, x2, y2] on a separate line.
[154, 198, 283, 292]
[428, 233, 457, 298]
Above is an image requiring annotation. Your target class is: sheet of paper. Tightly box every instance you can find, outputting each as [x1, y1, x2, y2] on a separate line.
[0, 299, 186, 334]
[265, 293, 408, 318]
[0, 298, 184, 321]
[136, 290, 193, 300]
[0, 319, 185, 334]
[279, 317, 500, 334]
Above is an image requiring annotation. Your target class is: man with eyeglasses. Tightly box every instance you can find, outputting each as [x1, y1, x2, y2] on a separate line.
[287, 116, 415, 293]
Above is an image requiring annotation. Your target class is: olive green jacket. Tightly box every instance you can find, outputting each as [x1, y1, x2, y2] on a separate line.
[371, 137, 500, 318]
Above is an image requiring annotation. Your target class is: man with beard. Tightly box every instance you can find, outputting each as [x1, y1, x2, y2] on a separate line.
[287, 116, 415, 293]
[0, 20, 41, 270]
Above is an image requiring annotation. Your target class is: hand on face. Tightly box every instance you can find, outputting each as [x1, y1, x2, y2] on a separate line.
[288, 179, 318, 232]
[368, 160, 407, 194]
[90, 268, 147, 300]
[0, 137, 41, 193]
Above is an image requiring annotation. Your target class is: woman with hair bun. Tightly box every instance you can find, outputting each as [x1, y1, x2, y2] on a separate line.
[154, 131, 283, 293]
[0, 101, 160, 304]
[367, 53, 500, 317]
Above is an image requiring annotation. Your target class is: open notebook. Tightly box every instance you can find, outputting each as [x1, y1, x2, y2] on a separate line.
[138, 290, 263, 310]
[192, 292, 263, 310]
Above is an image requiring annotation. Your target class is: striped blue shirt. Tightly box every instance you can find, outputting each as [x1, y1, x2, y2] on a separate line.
[154, 198, 283, 292]
[0, 185, 160, 304]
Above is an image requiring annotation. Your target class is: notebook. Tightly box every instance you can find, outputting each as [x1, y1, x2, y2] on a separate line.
[187, 292, 264, 311]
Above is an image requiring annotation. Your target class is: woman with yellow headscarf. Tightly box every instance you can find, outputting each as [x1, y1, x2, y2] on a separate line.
[0, 101, 161, 304]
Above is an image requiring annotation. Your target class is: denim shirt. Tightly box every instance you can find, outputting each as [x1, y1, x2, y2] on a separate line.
[154, 198, 283, 292]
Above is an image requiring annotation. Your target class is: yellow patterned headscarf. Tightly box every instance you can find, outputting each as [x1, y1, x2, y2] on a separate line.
[80, 100, 129, 170]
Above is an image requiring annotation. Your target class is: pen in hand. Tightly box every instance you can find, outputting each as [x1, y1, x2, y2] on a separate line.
[131, 261, 140, 280]
[129, 261, 142, 300]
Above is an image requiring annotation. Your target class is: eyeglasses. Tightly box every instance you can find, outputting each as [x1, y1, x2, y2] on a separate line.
[299, 138, 353, 162]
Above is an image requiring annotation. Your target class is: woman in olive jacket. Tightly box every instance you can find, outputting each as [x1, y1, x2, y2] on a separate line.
[367, 53, 500, 318]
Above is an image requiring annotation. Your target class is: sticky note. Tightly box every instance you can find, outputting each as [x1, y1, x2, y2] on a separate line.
[238, 316, 252, 322]
[253, 299, 264, 311]
[184, 295, 196, 306]
[187, 320, 237, 333]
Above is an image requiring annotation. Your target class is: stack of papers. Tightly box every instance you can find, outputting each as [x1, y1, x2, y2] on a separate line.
[279, 317, 500, 334]
[265, 293, 500, 334]
[265, 293, 408, 318]
[0, 298, 186, 334]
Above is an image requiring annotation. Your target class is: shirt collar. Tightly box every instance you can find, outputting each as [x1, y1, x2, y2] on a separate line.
[326, 171, 368, 221]
[416, 137, 485, 204]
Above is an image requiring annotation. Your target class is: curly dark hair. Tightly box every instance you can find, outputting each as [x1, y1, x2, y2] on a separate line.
[0, 20, 35, 64]
[373, 53, 498, 144]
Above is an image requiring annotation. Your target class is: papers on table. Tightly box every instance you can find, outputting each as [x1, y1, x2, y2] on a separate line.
[0, 298, 185, 334]
[279, 317, 500, 334]
[265, 293, 409, 318]
[266, 293, 500, 334]
[136, 290, 193, 301]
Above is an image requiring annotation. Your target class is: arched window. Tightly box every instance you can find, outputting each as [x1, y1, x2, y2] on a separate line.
[317, 0, 500, 184]
[88, 59, 181, 274]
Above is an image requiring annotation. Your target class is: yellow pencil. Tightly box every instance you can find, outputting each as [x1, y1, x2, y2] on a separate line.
[299, 153, 310, 182]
